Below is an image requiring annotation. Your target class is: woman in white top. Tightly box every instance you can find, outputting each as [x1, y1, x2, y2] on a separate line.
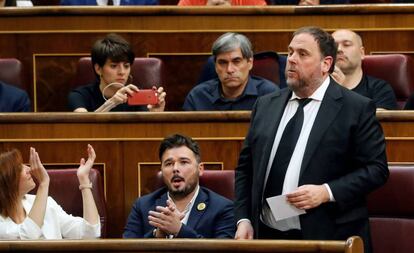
[0, 144, 101, 239]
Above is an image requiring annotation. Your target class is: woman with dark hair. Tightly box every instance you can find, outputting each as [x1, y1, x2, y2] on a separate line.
[68, 33, 166, 112]
[0, 145, 100, 239]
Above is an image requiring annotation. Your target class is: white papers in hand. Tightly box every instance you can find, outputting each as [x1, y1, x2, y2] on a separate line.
[266, 194, 306, 221]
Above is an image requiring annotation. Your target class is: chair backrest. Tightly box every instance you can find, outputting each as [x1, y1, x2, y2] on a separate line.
[362, 54, 414, 109]
[29, 168, 107, 238]
[197, 51, 285, 88]
[252, 51, 286, 88]
[72, 57, 164, 89]
[0, 58, 24, 89]
[367, 165, 414, 253]
[154, 170, 235, 200]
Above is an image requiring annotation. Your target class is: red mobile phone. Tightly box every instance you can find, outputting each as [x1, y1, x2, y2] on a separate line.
[127, 89, 158, 105]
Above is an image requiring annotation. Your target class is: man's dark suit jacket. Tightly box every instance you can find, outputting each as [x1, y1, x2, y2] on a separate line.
[235, 79, 388, 249]
[123, 186, 235, 238]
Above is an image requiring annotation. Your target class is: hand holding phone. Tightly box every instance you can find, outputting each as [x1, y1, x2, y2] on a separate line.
[127, 89, 159, 106]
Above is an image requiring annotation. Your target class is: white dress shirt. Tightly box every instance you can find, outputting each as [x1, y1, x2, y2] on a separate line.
[261, 76, 331, 231]
[96, 0, 121, 5]
[0, 194, 100, 239]
[168, 185, 200, 225]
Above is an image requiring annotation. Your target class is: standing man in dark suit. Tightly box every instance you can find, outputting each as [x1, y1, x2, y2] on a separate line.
[124, 134, 234, 238]
[234, 26, 388, 253]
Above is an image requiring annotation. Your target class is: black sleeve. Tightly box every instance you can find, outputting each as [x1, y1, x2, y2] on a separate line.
[371, 79, 398, 110]
[68, 89, 90, 111]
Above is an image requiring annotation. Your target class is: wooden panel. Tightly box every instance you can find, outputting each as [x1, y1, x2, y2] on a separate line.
[0, 6, 413, 111]
[34, 54, 86, 112]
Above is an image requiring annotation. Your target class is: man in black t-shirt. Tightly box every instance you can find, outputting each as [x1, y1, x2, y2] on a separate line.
[331, 29, 397, 110]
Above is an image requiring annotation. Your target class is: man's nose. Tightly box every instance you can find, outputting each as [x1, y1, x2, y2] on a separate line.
[287, 53, 297, 63]
[226, 62, 236, 73]
[337, 44, 343, 53]
[172, 162, 181, 173]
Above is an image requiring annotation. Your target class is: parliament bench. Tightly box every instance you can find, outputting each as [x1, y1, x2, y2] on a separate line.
[0, 237, 363, 253]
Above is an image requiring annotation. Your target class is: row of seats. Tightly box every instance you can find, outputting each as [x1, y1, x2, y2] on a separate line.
[1, 53, 414, 110]
[40, 165, 414, 253]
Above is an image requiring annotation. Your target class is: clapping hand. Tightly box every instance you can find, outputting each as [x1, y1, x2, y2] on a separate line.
[148, 199, 184, 237]
[77, 144, 96, 185]
[29, 147, 49, 186]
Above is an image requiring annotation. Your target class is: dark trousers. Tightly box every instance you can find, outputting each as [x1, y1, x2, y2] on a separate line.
[258, 220, 303, 240]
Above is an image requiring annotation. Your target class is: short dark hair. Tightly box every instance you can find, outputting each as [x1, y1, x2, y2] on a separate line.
[212, 32, 253, 61]
[293, 26, 337, 73]
[158, 134, 201, 163]
[91, 33, 135, 78]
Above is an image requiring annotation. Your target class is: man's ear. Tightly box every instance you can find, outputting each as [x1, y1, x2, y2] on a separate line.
[360, 46, 366, 60]
[248, 57, 254, 71]
[323, 56, 334, 73]
[198, 162, 204, 177]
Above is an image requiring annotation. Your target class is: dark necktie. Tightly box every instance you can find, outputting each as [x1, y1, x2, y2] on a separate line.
[107, 0, 113, 5]
[263, 98, 311, 199]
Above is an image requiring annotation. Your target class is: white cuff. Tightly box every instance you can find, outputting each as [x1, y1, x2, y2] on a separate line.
[324, 183, 335, 202]
[237, 218, 251, 226]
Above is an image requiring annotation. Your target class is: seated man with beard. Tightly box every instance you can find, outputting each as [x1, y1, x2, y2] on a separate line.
[123, 134, 234, 238]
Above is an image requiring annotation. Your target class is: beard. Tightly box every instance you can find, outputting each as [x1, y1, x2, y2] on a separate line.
[287, 77, 308, 93]
[168, 183, 197, 200]
[287, 73, 324, 96]
[166, 173, 199, 201]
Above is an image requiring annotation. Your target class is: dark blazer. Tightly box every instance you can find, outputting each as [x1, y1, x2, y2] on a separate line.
[235, 79, 388, 249]
[123, 186, 235, 238]
[0, 81, 31, 112]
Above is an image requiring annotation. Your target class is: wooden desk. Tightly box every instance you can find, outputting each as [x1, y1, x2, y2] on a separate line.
[0, 237, 363, 253]
[0, 5, 413, 111]
[0, 111, 413, 237]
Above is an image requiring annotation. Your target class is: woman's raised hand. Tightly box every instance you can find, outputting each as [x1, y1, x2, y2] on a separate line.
[29, 147, 49, 186]
[77, 144, 96, 185]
